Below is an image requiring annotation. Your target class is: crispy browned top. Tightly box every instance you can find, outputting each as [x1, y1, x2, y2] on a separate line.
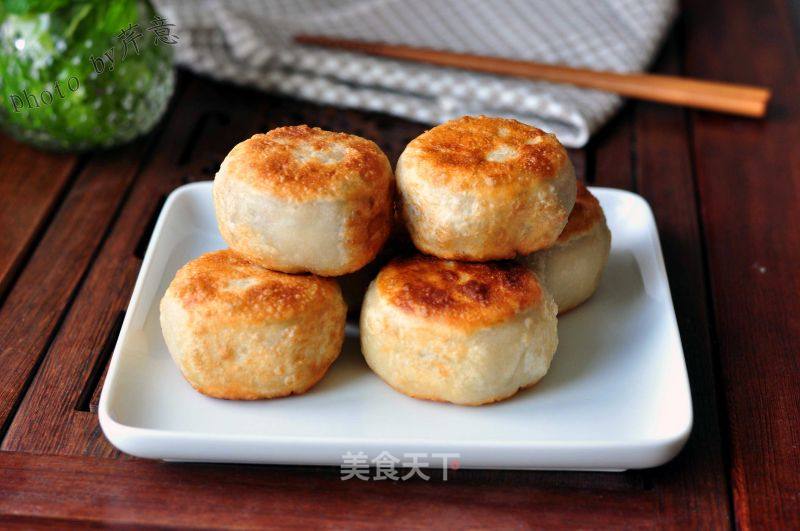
[376, 255, 542, 328]
[401, 116, 568, 190]
[219, 126, 392, 200]
[167, 250, 339, 323]
[558, 182, 605, 242]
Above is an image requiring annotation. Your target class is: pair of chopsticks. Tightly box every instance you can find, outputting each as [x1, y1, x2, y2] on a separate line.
[295, 35, 770, 118]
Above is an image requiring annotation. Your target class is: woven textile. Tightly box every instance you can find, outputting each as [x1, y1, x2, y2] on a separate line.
[156, 0, 677, 147]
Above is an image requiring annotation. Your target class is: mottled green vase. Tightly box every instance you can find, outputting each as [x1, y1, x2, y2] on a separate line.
[0, 0, 175, 151]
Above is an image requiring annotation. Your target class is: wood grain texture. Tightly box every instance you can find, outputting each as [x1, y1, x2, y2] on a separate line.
[0, 75, 193, 439]
[0, 139, 150, 436]
[0, 76, 667, 524]
[0, 452, 662, 529]
[591, 106, 636, 190]
[631, 32, 731, 528]
[587, 37, 730, 527]
[683, 0, 800, 527]
[0, 0, 798, 525]
[1, 77, 260, 456]
[0, 79, 435, 457]
[0, 138, 77, 299]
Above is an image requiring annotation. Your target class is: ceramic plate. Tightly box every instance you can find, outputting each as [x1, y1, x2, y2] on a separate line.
[99, 182, 692, 471]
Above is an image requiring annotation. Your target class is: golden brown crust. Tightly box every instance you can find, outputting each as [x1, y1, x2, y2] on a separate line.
[557, 182, 605, 242]
[402, 115, 568, 191]
[167, 249, 340, 324]
[220, 126, 392, 200]
[342, 177, 394, 269]
[375, 255, 542, 329]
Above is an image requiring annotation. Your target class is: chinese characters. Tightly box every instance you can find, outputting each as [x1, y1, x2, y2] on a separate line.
[90, 15, 178, 75]
[340, 451, 460, 481]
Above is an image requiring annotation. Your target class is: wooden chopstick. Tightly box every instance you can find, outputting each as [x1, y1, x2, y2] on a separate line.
[295, 35, 771, 118]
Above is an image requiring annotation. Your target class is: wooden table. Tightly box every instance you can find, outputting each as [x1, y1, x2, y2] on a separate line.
[1, 0, 797, 528]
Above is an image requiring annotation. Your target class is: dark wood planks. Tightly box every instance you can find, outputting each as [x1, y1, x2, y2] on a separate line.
[1, 0, 797, 523]
[591, 107, 636, 190]
[632, 34, 731, 528]
[683, 0, 800, 527]
[1, 74, 671, 524]
[1, 77, 268, 456]
[584, 27, 731, 528]
[0, 452, 661, 529]
[0, 138, 150, 437]
[0, 78, 437, 457]
[0, 138, 78, 299]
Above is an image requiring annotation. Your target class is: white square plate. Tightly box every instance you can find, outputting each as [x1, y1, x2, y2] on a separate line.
[99, 182, 692, 471]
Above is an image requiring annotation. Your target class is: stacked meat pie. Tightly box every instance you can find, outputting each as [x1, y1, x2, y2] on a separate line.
[160, 117, 610, 405]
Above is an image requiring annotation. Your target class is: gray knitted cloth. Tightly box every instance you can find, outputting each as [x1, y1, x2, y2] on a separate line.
[155, 0, 677, 147]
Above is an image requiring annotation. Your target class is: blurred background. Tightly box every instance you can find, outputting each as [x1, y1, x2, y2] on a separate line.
[1, 0, 678, 151]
